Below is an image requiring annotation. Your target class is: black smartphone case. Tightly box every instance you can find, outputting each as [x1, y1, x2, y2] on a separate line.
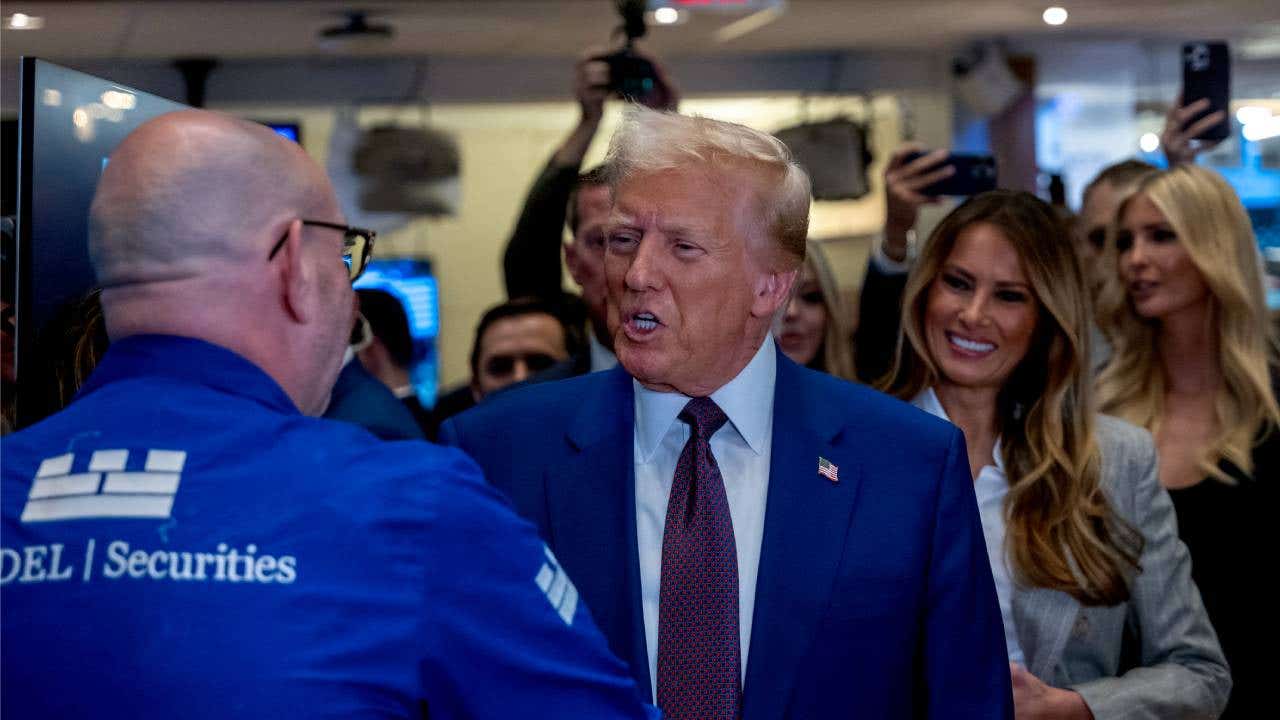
[904, 152, 998, 197]
[1182, 42, 1231, 141]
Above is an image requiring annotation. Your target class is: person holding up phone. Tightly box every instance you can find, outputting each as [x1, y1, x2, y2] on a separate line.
[1161, 94, 1228, 167]
[853, 144, 957, 383]
[1163, 41, 1232, 166]
[499, 45, 679, 377]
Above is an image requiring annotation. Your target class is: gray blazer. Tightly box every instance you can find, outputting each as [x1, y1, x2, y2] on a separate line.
[1012, 415, 1231, 719]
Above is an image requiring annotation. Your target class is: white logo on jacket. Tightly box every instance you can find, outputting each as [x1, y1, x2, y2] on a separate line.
[20, 449, 186, 523]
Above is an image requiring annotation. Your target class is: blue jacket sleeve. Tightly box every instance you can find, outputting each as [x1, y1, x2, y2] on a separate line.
[417, 460, 658, 719]
[921, 428, 1014, 718]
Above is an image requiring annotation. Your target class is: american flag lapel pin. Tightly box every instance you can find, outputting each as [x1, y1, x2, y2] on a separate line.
[817, 456, 839, 483]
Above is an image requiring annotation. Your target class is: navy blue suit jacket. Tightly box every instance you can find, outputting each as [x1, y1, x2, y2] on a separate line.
[323, 361, 425, 441]
[442, 349, 1012, 718]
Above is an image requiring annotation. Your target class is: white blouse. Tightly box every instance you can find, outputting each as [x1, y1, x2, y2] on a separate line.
[913, 388, 1027, 666]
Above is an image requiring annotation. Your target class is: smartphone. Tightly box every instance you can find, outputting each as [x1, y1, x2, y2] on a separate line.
[1182, 41, 1231, 141]
[904, 151, 998, 197]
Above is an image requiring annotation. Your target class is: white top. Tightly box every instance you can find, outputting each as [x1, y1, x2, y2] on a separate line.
[913, 387, 1027, 667]
[588, 332, 618, 373]
[633, 335, 776, 701]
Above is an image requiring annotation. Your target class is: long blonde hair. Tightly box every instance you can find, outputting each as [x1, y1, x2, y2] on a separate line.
[803, 240, 857, 381]
[1096, 165, 1280, 482]
[884, 191, 1140, 605]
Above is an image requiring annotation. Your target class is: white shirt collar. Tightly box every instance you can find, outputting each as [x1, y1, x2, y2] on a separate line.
[911, 386, 1003, 472]
[588, 332, 618, 373]
[633, 335, 777, 463]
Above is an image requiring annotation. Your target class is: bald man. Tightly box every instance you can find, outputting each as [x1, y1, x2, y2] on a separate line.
[0, 111, 656, 719]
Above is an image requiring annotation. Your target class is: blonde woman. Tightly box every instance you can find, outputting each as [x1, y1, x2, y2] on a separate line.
[1097, 164, 1279, 718]
[775, 240, 857, 380]
[884, 191, 1229, 719]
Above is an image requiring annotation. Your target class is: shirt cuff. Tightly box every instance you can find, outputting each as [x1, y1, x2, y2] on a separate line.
[871, 235, 912, 275]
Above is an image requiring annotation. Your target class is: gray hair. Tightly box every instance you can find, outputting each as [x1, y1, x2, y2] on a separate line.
[603, 106, 811, 265]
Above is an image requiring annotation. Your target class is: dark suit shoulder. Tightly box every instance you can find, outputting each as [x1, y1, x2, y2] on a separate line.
[444, 368, 621, 444]
[322, 361, 425, 441]
[786, 360, 958, 446]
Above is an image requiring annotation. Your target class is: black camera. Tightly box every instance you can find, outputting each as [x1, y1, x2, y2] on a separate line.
[599, 0, 658, 101]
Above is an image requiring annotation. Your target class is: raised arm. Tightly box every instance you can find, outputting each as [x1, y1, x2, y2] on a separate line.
[854, 144, 952, 383]
[503, 47, 678, 301]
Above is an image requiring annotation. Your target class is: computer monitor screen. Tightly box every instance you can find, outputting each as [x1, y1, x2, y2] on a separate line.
[14, 59, 187, 415]
[263, 122, 302, 144]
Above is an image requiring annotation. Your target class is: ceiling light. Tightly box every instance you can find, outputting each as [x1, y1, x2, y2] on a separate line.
[653, 7, 680, 25]
[1042, 7, 1068, 26]
[5, 12, 45, 30]
[1139, 133, 1160, 153]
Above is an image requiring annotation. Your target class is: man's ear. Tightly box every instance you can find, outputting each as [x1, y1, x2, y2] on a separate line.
[278, 219, 315, 324]
[751, 266, 799, 319]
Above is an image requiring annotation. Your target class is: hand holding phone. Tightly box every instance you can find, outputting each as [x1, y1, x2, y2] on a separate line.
[1161, 42, 1231, 167]
[1161, 96, 1227, 167]
[900, 151, 998, 198]
[884, 145, 948, 236]
[1180, 42, 1231, 142]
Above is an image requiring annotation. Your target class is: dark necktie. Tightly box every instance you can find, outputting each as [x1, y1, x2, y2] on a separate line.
[656, 396, 741, 720]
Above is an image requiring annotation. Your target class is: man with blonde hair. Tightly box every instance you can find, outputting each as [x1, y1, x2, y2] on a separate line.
[445, 107, 1012, 719]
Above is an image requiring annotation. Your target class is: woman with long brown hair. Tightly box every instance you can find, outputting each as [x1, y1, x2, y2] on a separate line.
[883, 190, 1229, 719]
[1097, 164, 1278, 718]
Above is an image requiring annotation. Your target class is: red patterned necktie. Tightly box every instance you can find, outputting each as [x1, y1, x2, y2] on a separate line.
[656, 396, 741, 720]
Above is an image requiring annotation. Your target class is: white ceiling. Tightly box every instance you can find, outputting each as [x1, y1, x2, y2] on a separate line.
[2, 0, 1279, 61]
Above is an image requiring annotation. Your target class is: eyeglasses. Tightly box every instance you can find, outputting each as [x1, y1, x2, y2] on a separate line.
[268, 219, 376, 282]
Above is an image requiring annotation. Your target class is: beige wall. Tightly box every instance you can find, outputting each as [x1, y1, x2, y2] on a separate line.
[227, 89, 952, 389]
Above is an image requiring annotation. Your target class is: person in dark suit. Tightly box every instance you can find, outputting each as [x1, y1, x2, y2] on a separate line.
[323, 356, 425, 441]
[426, 297, 581, 436]
[502, 47, 679, 379]
[444, 107, 1012, 719]
[322, 292, 425, 441]
[351, 288, 433, 435]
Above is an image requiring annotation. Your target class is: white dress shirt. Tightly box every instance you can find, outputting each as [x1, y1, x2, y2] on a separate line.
[913, 387, 1027, 666]
[588, 332, 618, 373]
[633, 335, 775, 701]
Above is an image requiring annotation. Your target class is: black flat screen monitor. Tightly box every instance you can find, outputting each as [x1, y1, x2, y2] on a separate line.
[14, 58, 187, 424]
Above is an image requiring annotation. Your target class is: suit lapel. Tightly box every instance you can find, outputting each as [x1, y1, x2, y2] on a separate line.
[742, 355, 864, 719]
[1012, 584, 1079, 681]
[545, 367, 651, 695]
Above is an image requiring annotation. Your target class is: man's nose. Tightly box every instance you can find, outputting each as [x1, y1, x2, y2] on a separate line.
[623, 235, 662, 291]
[511, 359, 530, 384]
